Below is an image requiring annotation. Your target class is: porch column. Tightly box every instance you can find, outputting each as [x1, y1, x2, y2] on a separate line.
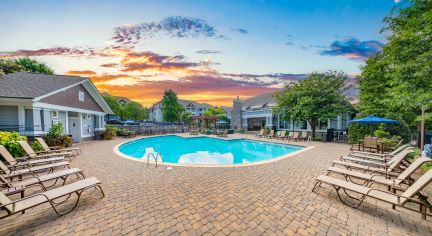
[337, 114, 343, 130]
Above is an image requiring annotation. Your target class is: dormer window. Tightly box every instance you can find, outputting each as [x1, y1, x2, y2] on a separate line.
[79, 91, 85, 102]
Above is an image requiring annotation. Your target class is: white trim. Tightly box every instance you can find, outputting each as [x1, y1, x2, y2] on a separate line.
[33, 81, 86, 101]
[51, 110, 59, 118]
[65, 112, 69, 134]
[82, 81, 114, 114]
[78, 91, 85, 101]
[33, 102, 106, 115]
[79, 112, 83, 139]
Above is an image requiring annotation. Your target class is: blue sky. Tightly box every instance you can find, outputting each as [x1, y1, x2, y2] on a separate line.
[0, 0, 397, 106]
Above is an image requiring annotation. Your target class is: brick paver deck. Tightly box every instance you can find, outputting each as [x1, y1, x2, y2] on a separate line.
[1, 134, 432, 235]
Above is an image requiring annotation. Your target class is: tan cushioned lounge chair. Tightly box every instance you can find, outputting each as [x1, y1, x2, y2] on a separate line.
[0, 177, 104, 218]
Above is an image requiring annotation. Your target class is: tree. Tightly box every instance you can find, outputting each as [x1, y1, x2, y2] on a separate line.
[13, 58, 54, 74]
[0, 59, 25, 74]
[103, 95, 121, 120]
[359, 0, 432, 129]
[273, 71, 353, 138]
[124, 101, 149, 120]
[161, 89, 182, 122]
[178, 106, 193, 125]
[0, 58, 54, 75]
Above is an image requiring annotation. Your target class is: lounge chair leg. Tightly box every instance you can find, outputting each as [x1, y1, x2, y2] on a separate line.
[312, 181, 321, 192]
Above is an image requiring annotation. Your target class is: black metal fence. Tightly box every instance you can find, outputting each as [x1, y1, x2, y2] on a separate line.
[106, 124, 188, 136]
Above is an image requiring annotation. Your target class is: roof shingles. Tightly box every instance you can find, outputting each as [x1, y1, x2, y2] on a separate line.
[0, 72, 87, 99]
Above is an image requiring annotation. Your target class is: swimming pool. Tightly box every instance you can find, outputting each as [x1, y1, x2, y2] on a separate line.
[116, 136, 304, 166]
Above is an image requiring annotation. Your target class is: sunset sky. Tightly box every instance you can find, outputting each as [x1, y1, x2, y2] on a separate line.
[0, 0, 398, 107]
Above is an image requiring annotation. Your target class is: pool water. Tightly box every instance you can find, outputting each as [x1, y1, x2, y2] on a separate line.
[118, 136, 303, 165]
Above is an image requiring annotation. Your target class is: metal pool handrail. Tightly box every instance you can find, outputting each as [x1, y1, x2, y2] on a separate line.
[147, 153, 163, 167]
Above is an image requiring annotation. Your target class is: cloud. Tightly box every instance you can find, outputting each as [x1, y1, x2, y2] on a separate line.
[65, 70, 97, 76]
[100, 63, 118, 68]
[195, 50, 222, 54]
[320, 37, 384, 60]
[112, 16, 224, 47]
[232, 28, 248, 34]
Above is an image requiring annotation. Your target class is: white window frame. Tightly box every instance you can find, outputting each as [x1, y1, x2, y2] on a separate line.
[51, 111, 59, 118]
[78, 91, 85, 102]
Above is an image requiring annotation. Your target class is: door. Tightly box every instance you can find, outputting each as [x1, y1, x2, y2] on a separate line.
[68, 117, 80, 142]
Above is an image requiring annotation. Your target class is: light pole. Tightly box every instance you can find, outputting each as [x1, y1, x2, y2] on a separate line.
[119, 99, 127, 121]
[421, 105, 425, 150]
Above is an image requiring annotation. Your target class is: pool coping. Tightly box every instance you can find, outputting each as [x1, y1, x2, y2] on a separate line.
[113, 134, 315, 168]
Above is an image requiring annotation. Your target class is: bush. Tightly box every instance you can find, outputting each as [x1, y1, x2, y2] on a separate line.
[116, 128, 133, 137]
[312, 137, 321, 141]
[0, 131, 27, 157]
[31, 140, 44, 152]
[44, 123, 72, 148]
[104, 127, 117, 140]
[348, 123, 374, 144]
[373, 129, 391, 139]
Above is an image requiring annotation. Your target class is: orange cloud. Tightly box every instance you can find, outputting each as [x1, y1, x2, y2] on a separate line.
[66, 70, 97, 76]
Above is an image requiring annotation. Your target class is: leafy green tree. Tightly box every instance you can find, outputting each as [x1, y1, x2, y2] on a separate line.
[0, 59, 25, 74]
[124, 101, 149, 120]
[103, 95, 121, 119]
[161, 89, 182, 122]
[273, 71, 353, 138]
[13, 58, 54, 74]
[178, 106, 193, 125]
[0, 58, 54, 75]
[359, 0, 432, 129]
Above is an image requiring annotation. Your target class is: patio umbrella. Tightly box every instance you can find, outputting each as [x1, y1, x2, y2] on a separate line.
[349, 115, 399, 124]
[216, 120, 228, 124]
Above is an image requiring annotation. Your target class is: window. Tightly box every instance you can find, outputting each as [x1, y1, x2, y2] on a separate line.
[78, 91, 85, 101]
[51, 111, 59, 118]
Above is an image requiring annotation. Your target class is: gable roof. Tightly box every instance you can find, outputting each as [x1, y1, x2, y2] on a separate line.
[178, 99, 213, 109]
[242, 92, 276, 110]
[0, 72, 87, 99]
[0, 72, 113, 114]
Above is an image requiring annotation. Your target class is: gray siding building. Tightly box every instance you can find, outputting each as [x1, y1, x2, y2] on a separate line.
[0, 72, 113, 142]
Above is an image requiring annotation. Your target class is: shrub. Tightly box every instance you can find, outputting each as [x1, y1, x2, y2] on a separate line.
[0, 131, 27, 157]
[348, 123, 374, 144]
[31, 139, 44, 152]
[104, 127, 117, 140]
[373, 129, 391, 139]
[312, 137, 321, 141]
[116, 128, 133, 137]
[44, 123, 72, 148]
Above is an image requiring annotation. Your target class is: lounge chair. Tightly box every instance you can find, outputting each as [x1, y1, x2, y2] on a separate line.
[1, 168, 84, 195]
[265, 130, 275, 139]
[290, 132, 300, 141]
[0, 145, 64, 170]
[312, 170, 432, 219]
[18, 141, 73, 161]
[331, 149, 413, 175]
[286, 132, 294, 141]
[255, 129, 264, 138]
[220, 130, 228, 137]
[276, 131, 286, 140]
[326, 157, 432, 189]
[0, 161, 70, 179]
[35, 137, 81, 156]
[349, 144, 410, 160]
[339, 148, 413, 167]
[0, 177, 104, 218]
[189, 129, 199, 135]
[300, 131, 309, 141]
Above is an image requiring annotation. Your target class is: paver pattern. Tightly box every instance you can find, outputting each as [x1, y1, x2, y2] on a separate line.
[1, 134, 432, 235]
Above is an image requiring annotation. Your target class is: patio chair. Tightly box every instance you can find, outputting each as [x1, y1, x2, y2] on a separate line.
[290, 132, 300, 141]
[1, 168, 84, 195]
[265, 130, 275, 139]
[300, 131, 309, 141]
[361, 137, 381, 153]
[286, 132, 294, 141]
[0, 161, 70, 180]
[255, 129, 265, 138]
[276, 131, 286, 140]
[35, 137, 82, 156]
[331, 149, 413, 175]
[0, 145, 64, 170]
[18, 141, 73, 161]
[340, 148, 413, 166]
[312, 170, 432, 220]
[326, 157, 432, 189]
[0, 177, 104, 218]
